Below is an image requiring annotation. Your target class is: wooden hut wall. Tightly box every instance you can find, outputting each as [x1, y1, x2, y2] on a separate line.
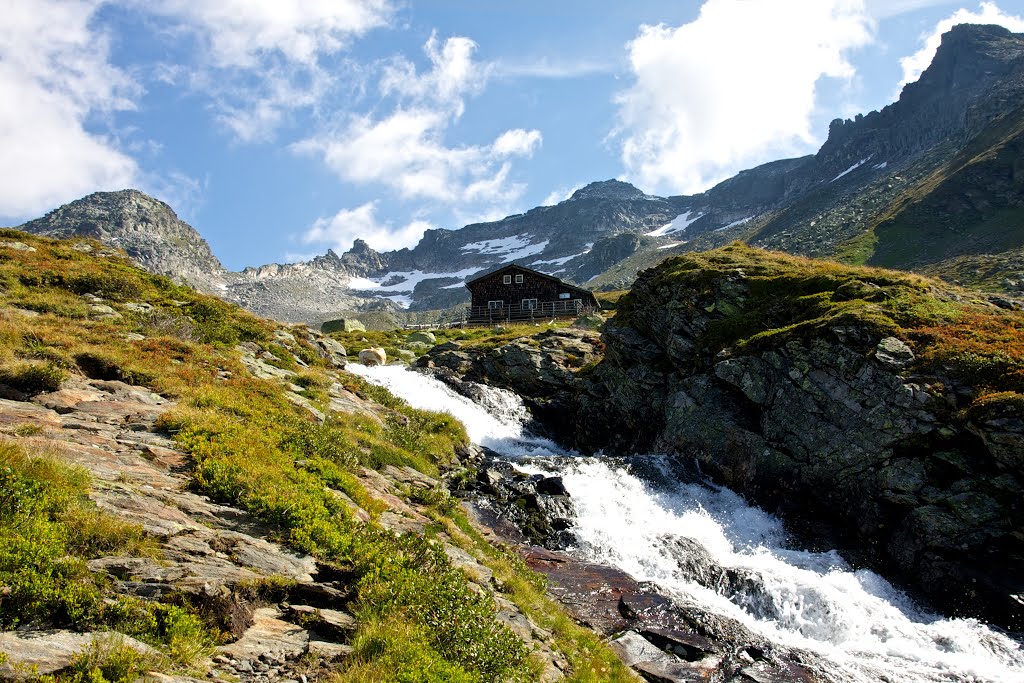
[467, 268, 562, 307]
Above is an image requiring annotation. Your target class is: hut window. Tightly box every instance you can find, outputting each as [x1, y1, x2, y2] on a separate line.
[503, 275, 512, 284]
[488, 300, 504, 310]
[515, 274, 524, 283]
[559, 292, 570, 299]
[522, 298, 537, 310]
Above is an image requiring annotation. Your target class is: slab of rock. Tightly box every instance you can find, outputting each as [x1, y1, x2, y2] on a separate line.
[0, 398, 63, 430]
[286, 605, 356, 641]
[0, 240, 37, 252]
[34, 388, 108, 413]
[874, 336, 915, 370]
[218, 608, 310, 661]
[307, 638, 354, 660]
[0, 631, 156, 677]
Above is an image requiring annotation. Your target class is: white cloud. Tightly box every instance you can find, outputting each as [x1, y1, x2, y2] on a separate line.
[139, 0, 393, 142]
[143, 0, 393, 69]
[899, 2, 1024, 86]
[302, 202, 433, 252]
[541, 184, 583, 206]
[492, 129, 543, 157]
[494, 57, 615, 79]
[613, 0, 874, 195]
[0, 0, 139, 219]
[295, 35, 541, 210]
[380, 33, 489, 114]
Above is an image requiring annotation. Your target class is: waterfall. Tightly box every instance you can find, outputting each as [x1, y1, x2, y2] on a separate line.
[347, 364, 1023, 683]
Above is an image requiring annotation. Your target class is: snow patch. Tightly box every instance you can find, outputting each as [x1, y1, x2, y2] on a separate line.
[646, 211, 704, 237]
[499, 239, 549, 262]
[531, 243, 593, 267]
[657, 241, 686, 250]
[831, 157, 871, 182]
[715, 216, 755, 232]
[461, 234, 550, 262]
[347, 267, 482, 293]
[872, 161, 888, 170]
[346, 276, 380, 289]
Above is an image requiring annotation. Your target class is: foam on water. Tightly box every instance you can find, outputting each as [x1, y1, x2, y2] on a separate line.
[346, 363, 561, 455]
[350, 364, 1023, 682]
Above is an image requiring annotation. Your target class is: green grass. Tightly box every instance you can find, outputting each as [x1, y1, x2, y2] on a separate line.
[328, 321, 573, 361]
[157, 379, 531, 682]
[0, 442, 215, 672]
[622, 242, 1024, 407]
[0, 361, 66, 394]
[424, 505, 638, 683]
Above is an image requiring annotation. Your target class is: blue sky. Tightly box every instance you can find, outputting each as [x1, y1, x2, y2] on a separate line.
[2, 0, 1023, 270]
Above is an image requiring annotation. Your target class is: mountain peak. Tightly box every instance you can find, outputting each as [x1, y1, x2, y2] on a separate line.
[569, 180, 648, 202]
[17, 189, 225, 290]
[923, 23, 1024, 79]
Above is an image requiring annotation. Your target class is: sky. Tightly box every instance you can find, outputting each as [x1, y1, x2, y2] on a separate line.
[2, 0, 1023, 270]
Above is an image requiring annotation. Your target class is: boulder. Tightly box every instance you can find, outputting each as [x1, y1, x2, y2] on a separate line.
[358, 347, 386, 366]
[407, 330, 436, 344]
[0, 631, 157, 678]
[572, 312, 605, 330]
[321, 318, 365, 334]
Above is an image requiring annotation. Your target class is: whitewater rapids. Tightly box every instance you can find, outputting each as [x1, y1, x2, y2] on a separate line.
[348, 363, 1023, 683]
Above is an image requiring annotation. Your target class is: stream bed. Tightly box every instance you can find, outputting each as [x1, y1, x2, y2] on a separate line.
[348, 363, 1023, 683]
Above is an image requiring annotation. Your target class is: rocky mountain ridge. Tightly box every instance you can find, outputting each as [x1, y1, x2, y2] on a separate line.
[17, 24, 1024, 324]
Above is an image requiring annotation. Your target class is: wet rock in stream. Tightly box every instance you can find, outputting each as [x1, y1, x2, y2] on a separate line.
[457, 458, 577, 549]
[461, 465, 827, 682]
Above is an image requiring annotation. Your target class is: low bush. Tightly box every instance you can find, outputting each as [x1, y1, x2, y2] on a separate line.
[0, 361, 66, 394]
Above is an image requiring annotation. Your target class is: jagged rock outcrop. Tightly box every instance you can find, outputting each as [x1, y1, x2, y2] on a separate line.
[417, 328, 603, 439]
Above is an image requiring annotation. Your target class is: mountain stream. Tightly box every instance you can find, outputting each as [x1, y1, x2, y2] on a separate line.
[347, 364, 1022, 683]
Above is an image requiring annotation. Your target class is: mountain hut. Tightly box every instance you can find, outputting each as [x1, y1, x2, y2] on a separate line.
[464, 264, 599, 324]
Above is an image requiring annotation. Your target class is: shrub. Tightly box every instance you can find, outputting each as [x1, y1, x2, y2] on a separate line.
[66, 635, 161, 683]
[0, 361, 66, 394]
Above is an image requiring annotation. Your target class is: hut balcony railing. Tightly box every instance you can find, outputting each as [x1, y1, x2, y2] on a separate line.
[466, 300, 590, 322]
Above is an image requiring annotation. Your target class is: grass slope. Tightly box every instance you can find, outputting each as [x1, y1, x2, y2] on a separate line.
[0, 231, 635, 683]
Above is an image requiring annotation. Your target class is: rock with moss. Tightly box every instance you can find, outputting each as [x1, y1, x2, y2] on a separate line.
[417, 329, 603, 440]
[407, 330, 436, 345]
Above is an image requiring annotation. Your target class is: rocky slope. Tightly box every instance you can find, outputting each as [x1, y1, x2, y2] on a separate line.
[424, 245, 1024, 632]
[17, 190, 229, 295]
[589, 24, 1024, 292]
[0, 231, 651, 682]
